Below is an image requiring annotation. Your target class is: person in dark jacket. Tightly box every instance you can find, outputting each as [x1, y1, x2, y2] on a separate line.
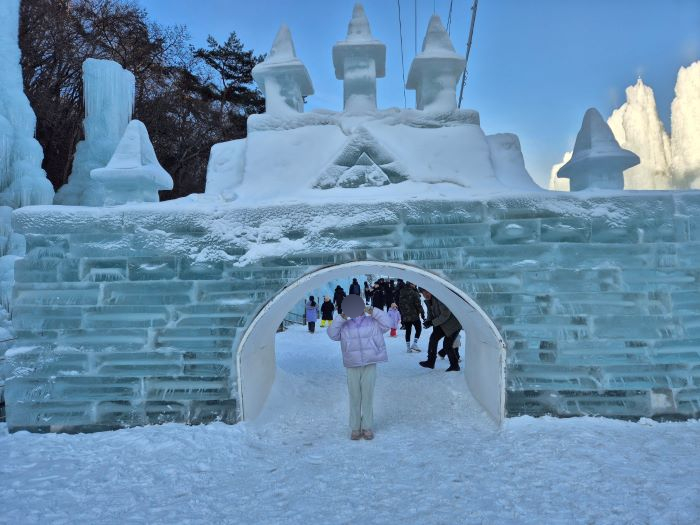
[394, 279, 406, 328]
[363, 281, 372, 305]
[349, 278, 361, 296]
[320, 295, 335, 327]
[398, 282, 424, 353]
[333, 285, 346, 314]
[381, 279, 392, 311]
[371, 283, 385, 310]
[305, 296, 319, 333]
[419, 289, 461, 371]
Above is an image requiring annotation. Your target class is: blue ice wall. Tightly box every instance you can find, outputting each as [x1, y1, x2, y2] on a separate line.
[4, 192, 700, 431]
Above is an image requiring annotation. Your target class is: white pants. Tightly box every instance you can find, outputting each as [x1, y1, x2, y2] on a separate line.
[346, 364, 377, 431]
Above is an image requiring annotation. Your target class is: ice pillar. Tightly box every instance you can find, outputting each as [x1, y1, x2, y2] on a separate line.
[252, 25, 313, 114]
[54, 58, 135, 206]
[406, 15, 465, 112]
[0, 0, 54, 208]
[332, 4, 386, 113]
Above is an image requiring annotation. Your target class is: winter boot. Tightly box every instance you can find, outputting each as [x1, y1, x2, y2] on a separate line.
[406, 341, 412, 353]
[438, 349, 447, 359]
[445, 347, 460, 372]
[411, 338, 421, 352]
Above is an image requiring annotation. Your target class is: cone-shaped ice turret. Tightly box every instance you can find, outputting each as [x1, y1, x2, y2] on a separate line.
[90, 119, 172, 205]
[406, 15, 465, 112]
[557, 108, 640, 191]
[252, 25, 313, 115]
[332, 3, 386, 112]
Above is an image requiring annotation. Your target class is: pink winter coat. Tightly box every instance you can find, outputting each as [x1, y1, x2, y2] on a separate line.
[327, 308, 391, 368]
[387, 307, 401, 329]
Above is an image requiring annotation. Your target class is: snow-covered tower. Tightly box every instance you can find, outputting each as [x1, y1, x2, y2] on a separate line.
[557, 108, 640, 191]
[252, 25, 313, 115]
[332, 3, 386, 113]
[406, 15, 465, 112]
[54, 59, 135, 206]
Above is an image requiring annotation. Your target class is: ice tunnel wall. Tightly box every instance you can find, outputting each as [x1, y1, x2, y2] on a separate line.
[5, 193, 700, 432]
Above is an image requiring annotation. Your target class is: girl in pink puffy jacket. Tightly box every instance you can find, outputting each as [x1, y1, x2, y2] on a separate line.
[327, 294, 391, 441]
[387, 303, 401, 337]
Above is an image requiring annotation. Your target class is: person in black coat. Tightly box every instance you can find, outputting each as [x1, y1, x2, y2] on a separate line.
[363, 281, 372, 305]
[371, 283, 385, 310]
[349, 278, 361, 296]
[320, 296, 335, 327]
[333, 285, 346, 314]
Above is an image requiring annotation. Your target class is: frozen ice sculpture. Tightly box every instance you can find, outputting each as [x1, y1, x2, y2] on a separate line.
[333, 4, 386, 113]
[406, 15, 465, 112]
[557, 108, 640, 191]
[252, 25, 313, 115]
[0, 0, 54, 209]
[54, 59, 135, 206]
[91, 120, 173, 205]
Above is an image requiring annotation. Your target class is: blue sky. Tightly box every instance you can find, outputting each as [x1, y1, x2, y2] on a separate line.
[138, 0, 700, 187]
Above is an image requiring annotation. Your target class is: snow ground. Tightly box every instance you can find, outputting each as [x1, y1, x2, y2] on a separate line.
[1, 323, 699, 524]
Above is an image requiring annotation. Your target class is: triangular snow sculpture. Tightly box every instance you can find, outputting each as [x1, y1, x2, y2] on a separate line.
[333, 4, 386, 112]
[406, 15, 465, 112]
[90, 119, 173, 205]
[557, 108, 640, 191]
[314, 127, 408, 189]
[252, 24, 313, 114]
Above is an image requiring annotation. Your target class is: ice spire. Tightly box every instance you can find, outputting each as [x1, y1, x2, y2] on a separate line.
[406, 15, 465, 112]
[670, 60, 700, 189]
[332, 3, 386, 113]
[607, 77, 671, 189]
[252, 25, 313, 115]
[0, 0, 54, 208]
[557, 108, 640, 191]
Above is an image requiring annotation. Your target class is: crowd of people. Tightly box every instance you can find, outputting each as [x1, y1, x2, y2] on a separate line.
[304, 278, 464, 441]
[303, 277, 463, 369]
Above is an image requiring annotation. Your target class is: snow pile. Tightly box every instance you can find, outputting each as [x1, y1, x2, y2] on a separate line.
[671, 61, 700, 188]
[90, 119, 172, 205]
[54, 59, 135, 206]
[1, 324, 699, 524]
[406, 15, 465, 112]
[252, 25, 313, 115]
[332, 4, 386, 113]
[556, 108, 639, 191]
[607, 78, 672, 189]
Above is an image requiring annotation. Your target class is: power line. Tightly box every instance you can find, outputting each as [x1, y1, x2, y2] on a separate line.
[413, 0, 418, 56]
[446, 0, 454, 34]
[397, 0, 407, 108]
[458, 0, 479, 109]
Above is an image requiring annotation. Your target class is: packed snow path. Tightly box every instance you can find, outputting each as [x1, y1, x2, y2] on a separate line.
[2, 323, 699, 524]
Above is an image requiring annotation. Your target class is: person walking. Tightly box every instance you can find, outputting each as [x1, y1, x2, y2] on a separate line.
[371, 283, 385, 311]
[363, 281, 373, 305]
[305, 296, 319, 333]
[320, 295, 335, 328]
[387, 303, 401, 337]
[399, 281, 424, 353]
[419, 289, 461, 371]
[327, 294, 391, 440]
[349, 278, 361, 296]
[333, 285, 346, 315]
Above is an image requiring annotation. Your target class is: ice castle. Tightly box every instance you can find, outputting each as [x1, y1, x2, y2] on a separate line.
[3, 3, 700, 432]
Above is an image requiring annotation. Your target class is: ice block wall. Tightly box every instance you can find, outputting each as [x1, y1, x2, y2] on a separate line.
[5, 193, 700, 432]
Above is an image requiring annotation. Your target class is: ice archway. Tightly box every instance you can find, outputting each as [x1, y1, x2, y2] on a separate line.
[236, 261, 506, 423]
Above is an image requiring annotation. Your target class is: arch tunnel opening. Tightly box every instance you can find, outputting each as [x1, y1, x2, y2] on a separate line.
[235, 261, 506, 424]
